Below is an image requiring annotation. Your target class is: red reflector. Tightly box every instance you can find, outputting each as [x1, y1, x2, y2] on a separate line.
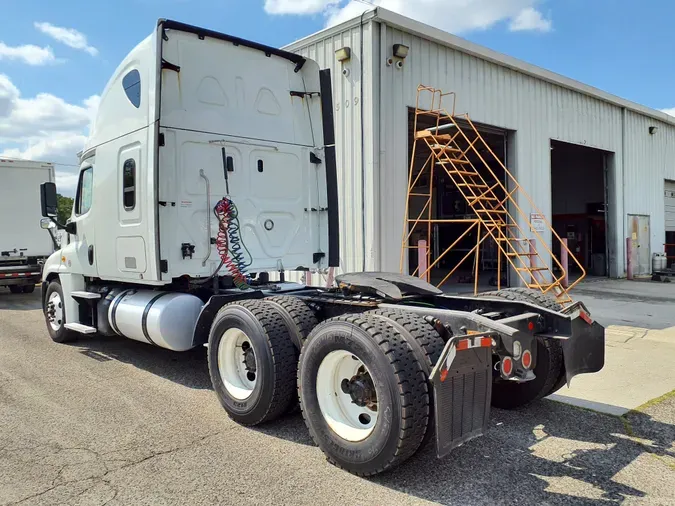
[502, 357, 513, 376]
[528, 321, 535, 331]
[440, 369, 448, 382]
[456, 339, 470, 351]
[479, 337, 492, 348]
[579, 310, 593, 325]
[522, 350, 532, 369]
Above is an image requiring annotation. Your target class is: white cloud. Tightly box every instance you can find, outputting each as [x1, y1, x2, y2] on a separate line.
[34, 22, 98, 56]
[509, 7, 552, 32]
[269, 0, 553, 34]
[0, 41, 56, 65]
[0, 74, 99, 196]
[264, 0, 339, 14]
[662, 108, 675, 117]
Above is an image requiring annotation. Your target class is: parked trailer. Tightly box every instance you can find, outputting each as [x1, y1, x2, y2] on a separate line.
[0, 158, 56, 293]
[38, 20, 605, 476]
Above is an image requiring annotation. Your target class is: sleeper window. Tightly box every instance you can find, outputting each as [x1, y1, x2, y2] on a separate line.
[122, 69, 141, 108]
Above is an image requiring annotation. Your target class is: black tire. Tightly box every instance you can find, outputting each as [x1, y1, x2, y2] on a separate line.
[478, 288, 564, 409]
[9, 285, 23, 294]
[207, 300, 297, 426]
[298, 314, 429, 476]
[22, 284, 36, 294]
[366, 308, 444, 446]
[43, 280, 78, 344]
[264, 296, 318, 349]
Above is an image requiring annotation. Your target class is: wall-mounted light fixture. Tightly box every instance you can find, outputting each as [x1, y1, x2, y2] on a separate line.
[393, 44, 409, 59]
[335, 47, 351, 62]
[649, 126, 659, 135]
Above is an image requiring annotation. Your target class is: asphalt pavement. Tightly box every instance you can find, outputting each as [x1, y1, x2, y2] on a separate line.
[1, 287, 674, 505]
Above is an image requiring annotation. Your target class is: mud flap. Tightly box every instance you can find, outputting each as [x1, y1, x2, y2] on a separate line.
[562, 317, 605, 385]
[431, 342, 492, 458]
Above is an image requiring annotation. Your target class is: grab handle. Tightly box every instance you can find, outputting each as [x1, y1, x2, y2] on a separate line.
[199, 169, 212, 266]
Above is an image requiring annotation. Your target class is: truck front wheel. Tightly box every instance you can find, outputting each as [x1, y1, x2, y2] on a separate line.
[207, 300, 297, 426]
[43, 280, 77, 343]
[298, 314, 429, 476]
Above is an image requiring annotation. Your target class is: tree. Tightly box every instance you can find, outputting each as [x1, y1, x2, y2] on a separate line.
[56, 194, 74, 223]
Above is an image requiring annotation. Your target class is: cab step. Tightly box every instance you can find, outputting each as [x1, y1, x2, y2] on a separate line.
[64, 322, 97, 334]
[71, 291, 101, 300]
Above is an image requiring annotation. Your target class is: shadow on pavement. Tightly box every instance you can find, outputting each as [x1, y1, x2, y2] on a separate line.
[371, 400, 674, 505]
[72, 334, 212, 390]
[54, 328, 675, 504]
[254, 399, 674, 504]
[0, 289, 42, 310]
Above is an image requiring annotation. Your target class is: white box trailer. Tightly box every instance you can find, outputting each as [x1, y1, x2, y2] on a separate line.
[0, 158, 56, 293]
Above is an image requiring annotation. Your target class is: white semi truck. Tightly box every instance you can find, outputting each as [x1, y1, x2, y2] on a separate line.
[38, 20, 605, 476]
[1, 158, 56, 293]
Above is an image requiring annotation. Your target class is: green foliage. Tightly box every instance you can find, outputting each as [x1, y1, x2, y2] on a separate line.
[56, 194, 74, 223]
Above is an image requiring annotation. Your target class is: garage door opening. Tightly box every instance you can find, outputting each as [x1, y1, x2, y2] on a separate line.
[550, 140, 612, 278]
[406, 108, 509, 291]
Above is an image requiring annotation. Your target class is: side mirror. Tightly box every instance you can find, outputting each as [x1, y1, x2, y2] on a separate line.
[40, 182, 58, 218]
[40, 218, 55, 230]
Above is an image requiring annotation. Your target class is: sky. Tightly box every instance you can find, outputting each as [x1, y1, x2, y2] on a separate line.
[1, 0, 674, 196]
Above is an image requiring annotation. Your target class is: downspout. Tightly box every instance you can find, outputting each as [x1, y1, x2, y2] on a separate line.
[621, 107, 627, 277]
[359, 9, 368, 271]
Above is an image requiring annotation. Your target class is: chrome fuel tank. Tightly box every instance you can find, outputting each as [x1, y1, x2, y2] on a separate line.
[108, 290, 203, 351]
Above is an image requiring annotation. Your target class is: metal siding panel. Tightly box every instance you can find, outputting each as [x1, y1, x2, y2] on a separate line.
[377, 25, 626, 275]
[624, 111, 675, 251]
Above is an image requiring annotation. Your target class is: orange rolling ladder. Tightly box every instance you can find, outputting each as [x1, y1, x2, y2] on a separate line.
[400, 85, 585, 306]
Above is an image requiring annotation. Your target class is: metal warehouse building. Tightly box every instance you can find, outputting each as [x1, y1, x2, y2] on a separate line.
[286, 7, 675, 285]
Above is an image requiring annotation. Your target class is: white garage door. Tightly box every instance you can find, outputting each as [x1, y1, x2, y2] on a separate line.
[666, 180, 675, 232]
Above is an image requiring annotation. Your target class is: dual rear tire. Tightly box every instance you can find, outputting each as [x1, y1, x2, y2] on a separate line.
[208, 299, 444, 475]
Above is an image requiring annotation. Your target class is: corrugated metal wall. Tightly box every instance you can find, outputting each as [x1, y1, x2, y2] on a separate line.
[288, 17, 675, 279]
[624, 111, 675, 257]
[376, 22, 630, 278]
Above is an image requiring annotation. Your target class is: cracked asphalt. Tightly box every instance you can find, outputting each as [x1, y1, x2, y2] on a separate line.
[1, 289, 674, 505]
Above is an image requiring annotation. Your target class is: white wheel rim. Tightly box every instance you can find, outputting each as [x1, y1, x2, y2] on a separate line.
[217, 328, 257, 400]
[316, 350, 379, 442]
[47, 292, 63, 331]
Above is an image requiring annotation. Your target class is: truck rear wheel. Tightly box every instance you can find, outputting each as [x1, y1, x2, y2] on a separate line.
[298, 314, 429, 476]
[43, 280, 78, 344]
[264, 296, 318, 349]
[9, 285, 23, 294]
[22, 284, 35, 294]
[479, 288, 564, 409]
[366, 309, 444, 446]
[207, 300, 297, 426]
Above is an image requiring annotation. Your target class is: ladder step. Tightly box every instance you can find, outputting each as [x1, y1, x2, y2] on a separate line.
[416, 131, 454, 141]
[445, 170, 479, 177]
[468, 197, 499, 204]
[64, 322, 97, 334]
[506, 252, 531, 256]
[457, 183, 488, 188]
[516, 267, 548, 271]
[430, 145, 462, 154]
[527, 283, 555, 289]
[476, 209, 507, 214]
[438, 159, 471, 165]
[71, 291, 101, 300]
